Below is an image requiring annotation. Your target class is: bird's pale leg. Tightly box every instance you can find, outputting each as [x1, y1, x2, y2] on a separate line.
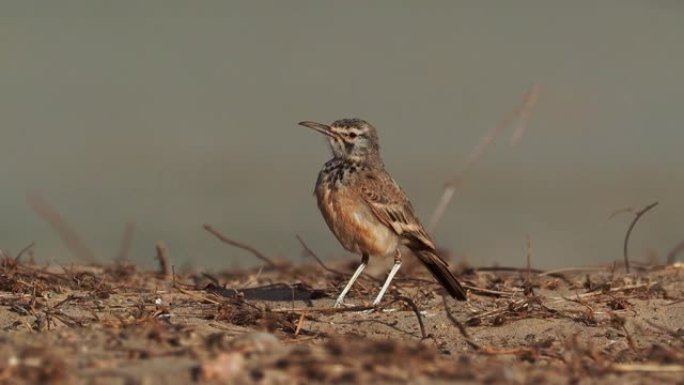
[334, 253, 369, 308]
[371, 251, 402, 306]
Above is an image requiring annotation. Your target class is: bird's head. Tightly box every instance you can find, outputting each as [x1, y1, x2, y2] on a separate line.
[298, 118, 380, 163]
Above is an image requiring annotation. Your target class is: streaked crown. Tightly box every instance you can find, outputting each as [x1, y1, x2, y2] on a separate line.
[299, 118, 381, 163]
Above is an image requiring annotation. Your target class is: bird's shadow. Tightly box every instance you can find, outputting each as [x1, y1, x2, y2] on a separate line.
[205, 282, 329, 304]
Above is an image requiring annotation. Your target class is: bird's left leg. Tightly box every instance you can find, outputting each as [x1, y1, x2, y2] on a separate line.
[334, 252, 369, 308]
[371, 250, 402, 306]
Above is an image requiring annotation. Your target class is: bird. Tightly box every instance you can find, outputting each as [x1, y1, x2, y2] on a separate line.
[298, 118, 467, 307]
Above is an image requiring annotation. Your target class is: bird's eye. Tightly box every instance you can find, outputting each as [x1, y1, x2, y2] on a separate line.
[348, 133, 357, 139]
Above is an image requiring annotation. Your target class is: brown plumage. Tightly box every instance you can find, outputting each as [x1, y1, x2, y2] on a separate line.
[300, 118, 467, 307]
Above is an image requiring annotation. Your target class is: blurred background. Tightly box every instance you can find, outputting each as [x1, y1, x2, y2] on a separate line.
[1, 1, 682, 270]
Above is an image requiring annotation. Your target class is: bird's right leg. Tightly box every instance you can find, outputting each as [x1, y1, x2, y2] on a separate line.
[334, 252, 369, 308]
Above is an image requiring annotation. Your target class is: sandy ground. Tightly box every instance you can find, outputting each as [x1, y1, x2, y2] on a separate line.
[0, 254, 682, 385]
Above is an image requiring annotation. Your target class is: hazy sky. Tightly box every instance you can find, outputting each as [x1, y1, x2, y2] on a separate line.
[1, 1, 683, 270]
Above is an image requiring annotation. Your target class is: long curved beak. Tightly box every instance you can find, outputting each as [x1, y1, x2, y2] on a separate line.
[298, 121, 337, 139]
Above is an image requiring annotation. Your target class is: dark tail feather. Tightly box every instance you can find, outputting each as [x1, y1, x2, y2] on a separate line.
[413, 249, 467, 300]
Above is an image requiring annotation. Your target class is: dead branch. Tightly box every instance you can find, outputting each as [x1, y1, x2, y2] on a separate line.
[538, 266, 610, 277]
[466, 285, 522, 297]
[442, 295, 481, 350]
[294, 313, 306, 337]
[524, 235, 533, 293]
[550, 283, 654, 304]
[666, 239, 684, 264]
[14, 242, 36, 262]
[644, 320, 684, 344]
[296, 235, 380, 284]
[26, 192, 97, 263]
[269, 294, 427, 339]
[269, 304, 375, 314]
[203, 224, 278, 268]
[477, 266, 545, 274]
[608, 207, 635, 219]
[623, 201, 659, 273]
[155, 241, 171, 279]
[611, 363, 684, 372]
[388, 296, 427, 339]
[296, 235, 345, 277]
[174, 286, 221, 305]
[428, 82, 541, 232]
[116, 221, 136, 261]
[510, 83, 541, 145]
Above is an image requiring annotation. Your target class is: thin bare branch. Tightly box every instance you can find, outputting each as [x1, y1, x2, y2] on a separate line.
[665, 239, 684, 264]
[611, 364, 684, 373]
[155, 241, 171, 279]
[203, 224, 278, 268]
[116, 221, 136, 261]
[442, 295, 481, 350]
[390, 296, 427, 339]
[296, 235, 346, 277]
[428, 82, 541, 232]
[623, 201, 659, 273]
[524, 235, 533, 291]
[269, 304, 375, 314]
[26, 191, 97, 263]
[538, 266, 610, 277]
[510, 83, 542, 145]
[609, 207, 634, 219]
[14, 242, 36, 262]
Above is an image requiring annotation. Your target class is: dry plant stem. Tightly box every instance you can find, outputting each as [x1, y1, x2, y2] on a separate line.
[477, 266, 545, 274]
[538, 266, 609, 277]
[609, 207, 634, 219]
[509, 83, 542, 145]
[611, 364, 684, 373]
[116, 221, 136, 261]
[620, 322, 638, 352]
[428, 82, 541, 232]
[294, 313, 306, 337]
[295, 235, 346, 277]
[666, 239, 684, 264]
[525, 235, 532, 288]
[466, 285, 521, 297]
[389, 296, 427, 339]
[270, 304, 375, 314]
[550, 283, 653, 304]
[623, 201, 659, 273]
[203, 224, 278, 268]
[174, 287, 221, 305]
[155, 241, 171, 279]
[14, 242, 36, 262]
[26, 192, 97, 263]
[272, 295, 427, 339]
[296, 234, 380, 283]
[442, 296, 480, 350]
[644, 320, 684, 344]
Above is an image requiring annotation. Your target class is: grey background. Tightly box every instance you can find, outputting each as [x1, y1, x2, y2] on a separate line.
[1, 1, 682, 270]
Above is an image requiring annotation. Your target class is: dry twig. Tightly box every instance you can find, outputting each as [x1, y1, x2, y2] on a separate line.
[116, 221, 136, 261]
[428, 82, 541, 231]
[203, 224, 278, 268]
[666, 239, 684, 264]
[622, 201, 659, 273]
[26, 192, 97, 263]
[14, 242, 36, 263]
[524, 235, 533, 293]
[296, 235, 345, 277]
[442, 296, 481, 350]
[389, 296, 427, 339]
[611, 363, 684, 373]
[155, 241, 171, 279]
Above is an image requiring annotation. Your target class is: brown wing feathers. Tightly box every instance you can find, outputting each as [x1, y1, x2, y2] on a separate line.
[360, 172, 467, 300]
